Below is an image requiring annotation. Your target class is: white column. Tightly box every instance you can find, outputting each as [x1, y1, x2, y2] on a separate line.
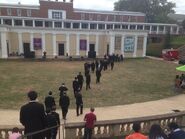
[52, 33, 57, 56]
[121, 35, 125, 57]
[113, 24, 115, 30]
[110, 34, 115, 55]
[95, 34, 99, 55]
[62, 21, 64, 29]
[133, 35, 138, 57]
[22, 20, 25, 27]
[88, 23, 90, 30]
[80, 22, 82, 29]
[33, 20, 35, 27]
[12, 19, 14, 27]
[52, 21, 55, 29]
[156, 26, 159, 34]
[30, 33, 34, 51]
[1, 32, 8, 58]
[41, 33, 46, 53]
[1, 19, 3, 24]
[18, 32, 23, 54]
[128, 24, 130, 30]
[176, 26, 180, 35]
[143, 35, 147, 57]
[76, 34, 80, 56]
[170, 26, 173, 34]
[86, 34, 89, 56]
[149, 26, 152, 34]
[66, 33, 70, 55]
[163, 26, 166, 34]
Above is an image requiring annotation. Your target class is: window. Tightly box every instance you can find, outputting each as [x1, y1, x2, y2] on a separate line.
[130, 25, 136, 30]
[45, 21, 52, 27]
[25, 20, 33, 26]
[97, 15, 101, 21]
[64, 22, 71, 28]
[120, 16, 123, 22]
[14, 20, 22, 26]
[115, 24, 120, 29]
[122, 25, 128, 29]
[3, 19, 12, 25]
[115, 36, 121, 50]
[35, 20, 43, 27]
[124, 37, 135, 52]
[7, 8, 12, 16]
[159, 26, 164, 32]
[114, 15, 116, 21]
[98, 24, 105, 30]
[27, 10, 31, 17]
[81, 23, 88, 29]
[151, 26, 157, 31]
[107, 24, 113, 29]
[81, 13, 85, 20]
[90, 23, 97, 29]
[73, 23, 80, 29]
[105, 15, 109, 21]
[17, 9, 21, 16]
[0, 18, 1, 24]
[52, 12, 62, 19]
[144, 25, 150, 30]
[54, 22, 62, 28]
[89, 14, 93, 20]
[137, 25, 143, 30]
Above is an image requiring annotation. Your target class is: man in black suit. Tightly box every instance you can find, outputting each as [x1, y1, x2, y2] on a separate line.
[44, 91, 56, 110]
[86, 73, 91, 90]
[77, 72, 84, 90]
[59, 92, 70, 120]
[20, 91, 46, 139]
[96, 69, 101, 84]
[168, 122, 185, 139]
[72, 77, 79, 97]
[75, 90, 83, 116]
[59, 83, 68, 97]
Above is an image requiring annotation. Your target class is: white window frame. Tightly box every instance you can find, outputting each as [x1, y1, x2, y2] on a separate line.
[7, 8, 12, 16]
[17, 9, 21, 16]
[27, 10, 32, 17]
[48, 9, 66, 19]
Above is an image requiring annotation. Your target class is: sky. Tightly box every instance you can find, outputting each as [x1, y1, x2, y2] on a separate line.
[0, 0, 185, 14]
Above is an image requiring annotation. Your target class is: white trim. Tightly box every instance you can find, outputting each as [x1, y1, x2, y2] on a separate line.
[48, 9, 66, 20]
[110, 34, 115, 55]
[143, 35, 147, 57]
[52, 33, 57, 56]
[74, 8, 145, 16]
[30, 32, 34, 51]
[0, 3, 39, 10]
[95, 34, 99, 55]
[18, 32, 23, 54]
[66, 33, 70, 56]
[121, 35, 125, 57]
[133, 35, 138, 57]
[42, 33, 46, 53]
[76, 34, 80, 56]
[86, 34, 89, 56]
[1, 32, 8, 58]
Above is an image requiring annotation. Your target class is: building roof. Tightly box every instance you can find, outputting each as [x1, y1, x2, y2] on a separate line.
[74, 8, 145, 16]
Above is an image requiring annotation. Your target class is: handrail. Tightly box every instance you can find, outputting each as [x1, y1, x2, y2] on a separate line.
[18, 124, 60, 139]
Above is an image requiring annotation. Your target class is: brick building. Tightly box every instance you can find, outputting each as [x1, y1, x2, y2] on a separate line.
[0, 0, 180, 58]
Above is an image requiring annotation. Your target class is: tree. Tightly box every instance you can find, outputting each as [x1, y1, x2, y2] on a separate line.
[114, 0, 176, 23]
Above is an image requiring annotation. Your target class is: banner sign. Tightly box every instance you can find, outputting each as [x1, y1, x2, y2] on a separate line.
[34, 38, 42, 50]
[80, 40, 87, 51]
[124, 37, 135, 52]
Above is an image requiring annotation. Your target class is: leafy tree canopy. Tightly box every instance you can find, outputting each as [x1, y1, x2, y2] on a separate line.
[114, 0, 176, 23]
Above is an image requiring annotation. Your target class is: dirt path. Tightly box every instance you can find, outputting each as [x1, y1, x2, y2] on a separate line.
[1, 94, 185, 126]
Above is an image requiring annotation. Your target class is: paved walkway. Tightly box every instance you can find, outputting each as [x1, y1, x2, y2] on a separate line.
[1, 94, 185, 126]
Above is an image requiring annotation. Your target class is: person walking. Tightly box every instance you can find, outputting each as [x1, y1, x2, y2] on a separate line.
[59, 83, 68, 97]
[75, 89, 83, 116]
[77, 72, 84, 90]
[20, 91, 46, 139]
[96, 69, 101, 84]
[110, 60, 114, 70]
[44, 91, 56, 110]
[91, 61, 95, 73]
[59, 92, 70, 120]
[73, 77, 79, 97]
[86, 73, 91, 90]
[83, 107, 97, 139]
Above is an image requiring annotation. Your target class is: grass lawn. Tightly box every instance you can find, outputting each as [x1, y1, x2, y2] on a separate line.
[0, 58, 179, 109]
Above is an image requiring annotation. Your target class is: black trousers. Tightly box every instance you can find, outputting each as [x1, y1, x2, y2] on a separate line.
[96, 76, 100, 83]
[83, 127, 93, 139]
[76, 104, 83, 116]
[61, 107, 68, 119]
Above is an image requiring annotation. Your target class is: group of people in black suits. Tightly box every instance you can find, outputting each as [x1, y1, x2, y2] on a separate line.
[20, 90, 60, 139]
